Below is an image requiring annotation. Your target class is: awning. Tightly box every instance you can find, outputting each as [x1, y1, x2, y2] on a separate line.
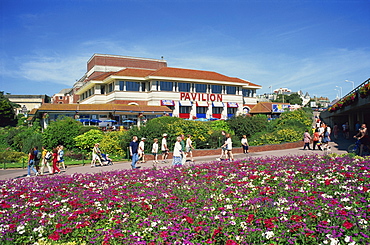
[196, 101, 209, 107]
[179, 101, 192, 106]
[161, 100, 175, 106]
[212, 102, 224, 107]
[227, 102, 239, 108]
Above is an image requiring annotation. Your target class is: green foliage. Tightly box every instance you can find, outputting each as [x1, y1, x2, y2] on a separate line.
[74, 129, 104, 151]
[0, 93, 17, 127]
[0, 149, 28, 163]
[2, 123, 42, 153]
[249, 109, 312, 145]
[99, 131, 126, 157]
[42, 117, 84, 149]
[209, 120, 232, 133]
[227, 114, 268, 138]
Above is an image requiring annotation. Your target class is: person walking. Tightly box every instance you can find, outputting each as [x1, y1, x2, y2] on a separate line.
[161, 133, 169, 163]
[186, 134, 194, 162]
[216, 130, 227, 161]
[91, 143, 103, 167]
[40, 146, 52, 175]
[355, 123, 370, 156]
[33, 146, 41, 173]
[129, 136, 140, 169]
[303, 129, 312, 150]
[312, 129, 322, 151]
[151, 138, 159, 165]
[223, 133, 234, 161]
[52, 148, 61, 174]
[172, 136, 183, 166]
[58, 145, 66, 170]
[322, 127, 331, 151]
[138, 137, 146, 163]
[27, 148, 38, 177]
[333, 123, 339, 140]
[180, 134, 187, 165]
[241, 135, 249, 153]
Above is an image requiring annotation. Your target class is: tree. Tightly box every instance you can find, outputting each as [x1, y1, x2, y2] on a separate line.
[0, 92, 17, 127]
[42, 117, 85, 149]
[227, 114, 268, 138]
[272, 93, 303, 105]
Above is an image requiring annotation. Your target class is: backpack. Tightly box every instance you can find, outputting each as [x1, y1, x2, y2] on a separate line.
[35, 151, 42, 161]
[45, 151, 52, 161]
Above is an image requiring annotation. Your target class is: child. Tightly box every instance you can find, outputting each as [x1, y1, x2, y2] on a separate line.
[241, 135, 249, 153]
[151, 138, 159, 165]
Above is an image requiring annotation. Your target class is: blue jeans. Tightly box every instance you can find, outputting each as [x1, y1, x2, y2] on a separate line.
[28, 160, 38, 176]
[131, 153, 138, 169]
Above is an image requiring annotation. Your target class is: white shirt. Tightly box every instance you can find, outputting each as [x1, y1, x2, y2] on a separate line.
[138, 141, 145, 154]
[173, 141, 182, 157]
[152, 142, 158, 153]
[241, 138, 248, 145]
[186, 138, 192, 148]
[225, 138, 232, 150]
[161, 138, 167, 151]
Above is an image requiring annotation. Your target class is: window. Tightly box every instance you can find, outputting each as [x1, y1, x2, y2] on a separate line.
[227, 107, 237, 115]
[59, 96, 63, 100]
[226, 86, 237, 95]
[101, 85, 105, 95]
[212, 85, 222, 94]
[179, 106, 191, 113]
[119, 81, 124, 91]
[126, 81, 140, 91]
[242, 89, 254, 97]
[141, 82, 146, 92]
[196, 107, 207, 114]
[195, 84, 207, 93]
[212, 107, 222, 114]
[160, 81, 173, 91]
[108, 83, 114, 93]
[178, 82, 190, 92]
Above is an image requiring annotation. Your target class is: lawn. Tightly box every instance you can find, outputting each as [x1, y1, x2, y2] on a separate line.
[0, 154, 369, 244]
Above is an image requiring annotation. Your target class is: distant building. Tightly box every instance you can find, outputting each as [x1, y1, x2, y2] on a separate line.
[4, 94, 50, 115]
[51, 88, 73, 104]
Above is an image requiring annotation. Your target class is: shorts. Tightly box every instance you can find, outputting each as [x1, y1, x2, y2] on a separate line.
[152, 153, 158, 156]
[186, 147, 192, 153]
[162, 150, 169, 154]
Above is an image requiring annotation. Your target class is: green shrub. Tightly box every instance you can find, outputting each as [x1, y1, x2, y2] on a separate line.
[0, 150, 28, 163]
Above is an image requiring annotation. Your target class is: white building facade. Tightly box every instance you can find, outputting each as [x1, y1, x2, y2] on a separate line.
[74, 54, 262, 119]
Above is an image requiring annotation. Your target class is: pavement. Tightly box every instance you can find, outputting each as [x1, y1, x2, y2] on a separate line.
[0, 137, 355, 181]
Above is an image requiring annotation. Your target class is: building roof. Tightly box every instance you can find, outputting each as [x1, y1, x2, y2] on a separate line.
[87, 66, 261, 87]
[249, 102, 290, 114]
[34, 103, 172, 113]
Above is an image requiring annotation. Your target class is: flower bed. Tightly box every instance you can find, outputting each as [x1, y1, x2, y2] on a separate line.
[0, 155, 369, 244]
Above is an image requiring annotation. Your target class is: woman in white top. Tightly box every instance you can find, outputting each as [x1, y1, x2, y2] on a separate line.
[223, 133, 234, 161]
[172, 136, 183, 166]
[186, 134, 194, 162]
[151, 138, 159, 165]
[91, 143, 103, 167]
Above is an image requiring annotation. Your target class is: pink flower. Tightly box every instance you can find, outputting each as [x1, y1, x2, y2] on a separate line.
[343, 220, 354, 229]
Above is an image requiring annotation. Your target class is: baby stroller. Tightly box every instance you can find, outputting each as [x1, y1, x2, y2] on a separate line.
[101, 153, 114, 165]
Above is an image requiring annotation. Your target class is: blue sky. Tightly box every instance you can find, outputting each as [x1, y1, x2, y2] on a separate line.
[1, 0, 369, 101]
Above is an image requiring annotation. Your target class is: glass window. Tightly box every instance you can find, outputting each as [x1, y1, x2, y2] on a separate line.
[178, 82, 190, 92]
[196, 107, 207, 114]
[226, 86, 237, 95]
[211, 85, 222, 94]
[109, 83, 114, 93]
[126, 81, 140, 91]
[101, 85, 105, 94]
[141, 82, 146, 92]
[212, 107, 222, 114]
[179, 106, 191, 113]
[119, 81, 124, 91]
[227, 107, 237, 114]
[195, 84, 207, 93]
[160, 81, 173, 91]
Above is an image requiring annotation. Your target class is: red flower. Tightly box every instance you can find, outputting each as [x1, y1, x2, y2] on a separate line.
[226, 239, 239, 245]
[343, 220, 354, 229]
[160, 231, 168, 238]
[48, 231, 60, 241]
[246, 214, 254, 224]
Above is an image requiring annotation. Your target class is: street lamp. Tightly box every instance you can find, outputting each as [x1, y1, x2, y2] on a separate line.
[345, 80, 354, 90]
[336, 86, 342, 98]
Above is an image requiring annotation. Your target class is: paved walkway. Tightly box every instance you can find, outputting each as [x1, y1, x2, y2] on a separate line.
[0, 138, 354, 181]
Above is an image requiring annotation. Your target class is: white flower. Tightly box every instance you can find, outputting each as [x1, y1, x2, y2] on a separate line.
[17, 225, 25, 234]
[151, 221, 157, 227]
[264, 231, 274, 239]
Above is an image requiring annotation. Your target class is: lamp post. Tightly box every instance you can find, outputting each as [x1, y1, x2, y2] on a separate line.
[336, 86, 342, 98]
[334, 89, 339, 99]
[345, 80, 354, 90]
